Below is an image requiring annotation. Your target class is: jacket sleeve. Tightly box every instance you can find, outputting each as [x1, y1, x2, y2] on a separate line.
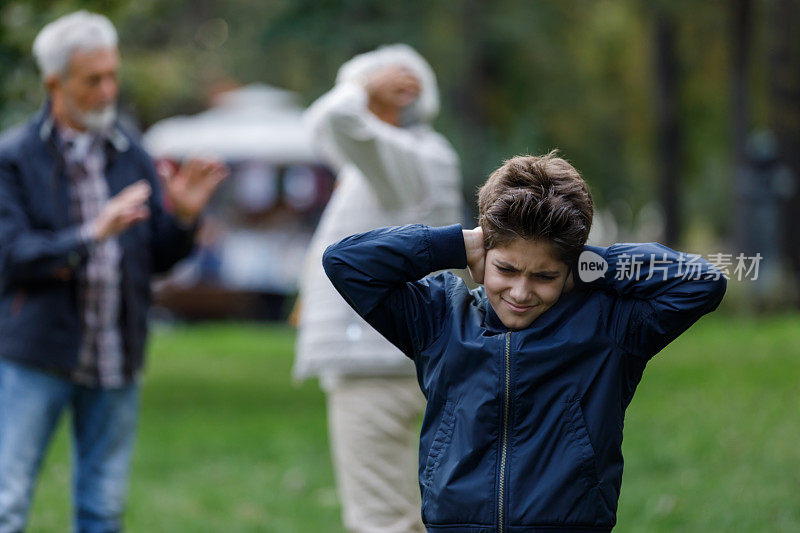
[322, 224, 467, 359]
[0, 153, 90, 287]
[305, 83, 454, 210]
[137, 151, 197, 274]
[574, 243, 727, 359]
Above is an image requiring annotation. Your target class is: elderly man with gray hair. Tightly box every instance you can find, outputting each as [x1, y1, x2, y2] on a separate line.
[0, 11, 226, 532]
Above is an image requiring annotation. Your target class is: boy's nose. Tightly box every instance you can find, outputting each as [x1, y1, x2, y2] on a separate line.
[508, 281, 532, 304]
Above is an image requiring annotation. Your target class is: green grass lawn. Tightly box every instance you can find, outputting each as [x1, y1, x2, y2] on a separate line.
[26, 315, 800, 532]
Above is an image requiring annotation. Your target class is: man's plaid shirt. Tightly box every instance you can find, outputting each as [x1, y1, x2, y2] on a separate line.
[59, 125, 126, 388]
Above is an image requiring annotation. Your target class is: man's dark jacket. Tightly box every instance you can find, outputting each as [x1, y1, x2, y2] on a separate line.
[0, 105, 195, 378]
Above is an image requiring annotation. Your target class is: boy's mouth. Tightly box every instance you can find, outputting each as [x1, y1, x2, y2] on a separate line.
[502, 298, 534, 313]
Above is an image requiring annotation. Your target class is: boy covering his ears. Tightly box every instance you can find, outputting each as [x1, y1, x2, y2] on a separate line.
[323, 151, 726, 532]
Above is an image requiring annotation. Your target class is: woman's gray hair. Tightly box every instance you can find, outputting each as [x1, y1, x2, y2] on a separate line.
[336, 44, 440, 125]
[32, 11, 118, 78]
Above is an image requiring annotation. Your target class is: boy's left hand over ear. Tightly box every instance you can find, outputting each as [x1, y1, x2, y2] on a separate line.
[463, 226, 486, 284]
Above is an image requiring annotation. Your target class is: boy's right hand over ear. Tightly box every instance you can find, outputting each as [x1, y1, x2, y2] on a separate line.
[463, 226, 486, 284]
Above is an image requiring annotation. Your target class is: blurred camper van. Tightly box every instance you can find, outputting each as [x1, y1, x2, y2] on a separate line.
[144, 84, 334, 320]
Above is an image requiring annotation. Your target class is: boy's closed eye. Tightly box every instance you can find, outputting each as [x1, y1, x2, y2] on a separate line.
[494, 262, 560, 281]
[494, 261, 519, 274]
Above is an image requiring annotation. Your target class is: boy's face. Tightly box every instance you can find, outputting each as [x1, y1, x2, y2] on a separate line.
[484, 237, 570, 330]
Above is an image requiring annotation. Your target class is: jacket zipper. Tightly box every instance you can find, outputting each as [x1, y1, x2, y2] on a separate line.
[498, 331, 511, 533]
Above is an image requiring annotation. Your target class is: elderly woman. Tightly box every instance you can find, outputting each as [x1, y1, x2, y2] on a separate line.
[294, 45, 462, 532]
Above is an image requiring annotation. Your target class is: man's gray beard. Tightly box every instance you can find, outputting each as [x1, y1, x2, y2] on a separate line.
[66, 95, 117, 132]
[80, 104, 117, 132]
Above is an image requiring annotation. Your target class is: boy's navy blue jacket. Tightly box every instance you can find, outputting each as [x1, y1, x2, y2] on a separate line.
[0, 105, 195, 378]
[323, 224, 726, 533]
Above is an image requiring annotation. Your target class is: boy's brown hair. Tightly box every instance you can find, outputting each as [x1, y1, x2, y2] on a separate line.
[477, 151, 594, 264]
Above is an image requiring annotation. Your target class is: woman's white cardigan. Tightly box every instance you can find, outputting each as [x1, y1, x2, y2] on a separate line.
[293, 82, 462, 386]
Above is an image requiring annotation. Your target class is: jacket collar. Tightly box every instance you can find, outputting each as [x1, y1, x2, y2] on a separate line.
[483, 301, 508, 332]
[475, 287, 508, 333]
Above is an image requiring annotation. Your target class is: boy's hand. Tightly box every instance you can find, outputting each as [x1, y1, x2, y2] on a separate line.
[463, 226, 486, 284]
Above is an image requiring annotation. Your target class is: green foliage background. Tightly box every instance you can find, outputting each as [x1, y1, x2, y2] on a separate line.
[0, 0, 775, 241]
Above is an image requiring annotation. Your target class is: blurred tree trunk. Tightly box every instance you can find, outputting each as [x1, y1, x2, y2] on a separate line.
[653, 8, 681, 246]
[768, 0, 800, 301]
[454, 0, 491, 206]
[0, 22, 13, 127]
[731, 0, 752, 254]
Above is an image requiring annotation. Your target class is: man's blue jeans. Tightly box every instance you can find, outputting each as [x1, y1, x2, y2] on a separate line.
[0, 358, 139, 533]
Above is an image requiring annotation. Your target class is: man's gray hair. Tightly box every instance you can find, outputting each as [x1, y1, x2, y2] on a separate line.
[32, 10, 118, 78]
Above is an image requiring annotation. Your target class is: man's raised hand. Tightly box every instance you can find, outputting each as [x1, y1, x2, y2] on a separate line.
[93, 180, 151, 241]
[158, 158, 228, 224]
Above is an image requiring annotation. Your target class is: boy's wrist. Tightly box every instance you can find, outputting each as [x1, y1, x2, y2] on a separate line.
[427, 224, 468, 271]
